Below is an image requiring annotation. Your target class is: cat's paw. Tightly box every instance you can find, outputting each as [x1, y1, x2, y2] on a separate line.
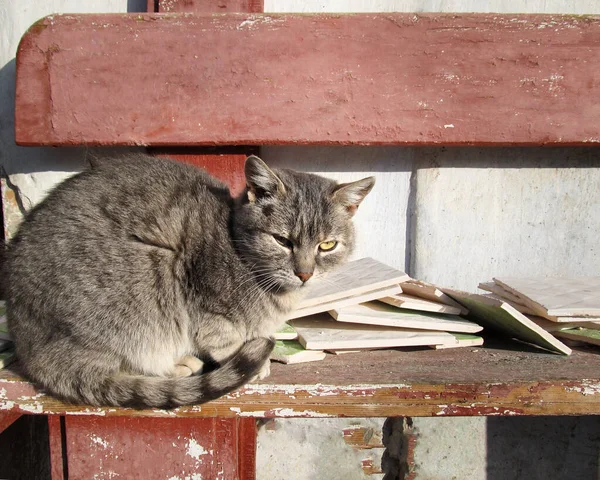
[250, 360, 271, 382]
[176, 355, 204, 375]
[173, 365, 194, 377]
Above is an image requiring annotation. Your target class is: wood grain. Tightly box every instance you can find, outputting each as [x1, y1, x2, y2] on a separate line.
[15, 13, 600, 146]
[3, 345, 600, 417]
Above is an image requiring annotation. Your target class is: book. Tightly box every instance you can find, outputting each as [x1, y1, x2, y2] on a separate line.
[329, 301, 482, 334]
[552, 328, 600, 347]
[273, 323, 298, 340]
[493, 277, 600, 319]
[400, 280, 468, 315]
[431, 333, 484, 350]
[270, 340, 326, 364]
[0, 317, 11, 342]
[291, 313, 458, 350]
[444, 289, 571, 355]
[286, 284, 402, 320]
[379, 293, 462, 315]
[297, 257, 409, 309]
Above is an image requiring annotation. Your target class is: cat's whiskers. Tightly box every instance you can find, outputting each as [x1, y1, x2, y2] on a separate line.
[244, 275, 282, 319]
[230, 271, 279, 316]
[229, 270, 275, 299]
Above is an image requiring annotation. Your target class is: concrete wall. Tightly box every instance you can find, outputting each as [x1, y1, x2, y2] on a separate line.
[1, 1, 599, 479]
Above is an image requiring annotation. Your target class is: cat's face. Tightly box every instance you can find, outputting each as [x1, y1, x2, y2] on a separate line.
[234, 156, 375, 293]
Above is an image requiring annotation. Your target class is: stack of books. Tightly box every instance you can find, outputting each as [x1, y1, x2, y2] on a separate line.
[271, 258, 483, 364]
[0, 301, 15, 369]
[444, 277, 600, 356]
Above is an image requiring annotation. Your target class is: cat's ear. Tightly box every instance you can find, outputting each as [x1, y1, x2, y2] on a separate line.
[245, 155, 286, 202]
[332, 177, 375, 216]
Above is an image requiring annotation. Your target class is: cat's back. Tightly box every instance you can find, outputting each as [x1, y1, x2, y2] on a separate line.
[11, 153, 229, 239]
[5, 153, 232, 295]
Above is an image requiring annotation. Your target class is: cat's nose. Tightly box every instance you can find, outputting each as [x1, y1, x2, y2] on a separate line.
[295, 271, 313, 283]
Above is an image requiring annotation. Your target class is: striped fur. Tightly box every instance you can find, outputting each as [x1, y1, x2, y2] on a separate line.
[3, 153, 373, 407]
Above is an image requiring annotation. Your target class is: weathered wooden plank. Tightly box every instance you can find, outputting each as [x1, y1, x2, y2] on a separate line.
[47, 416, 65, 480]
[15, 13, 600, 146]
[2, 347, 600, 417]
[158, 0, 263, 13]
[150, 146, 258, 196]
[64, 416, 242, 478]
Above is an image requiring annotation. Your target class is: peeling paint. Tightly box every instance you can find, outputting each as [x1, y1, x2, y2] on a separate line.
[90, 435, 109, 448]
[18, 402, 44, 414]
[64, 408, 109, 416]
[266, 408, 334, 418]
[186, 438, 209, 461]
[0, 386, 16, 410]
[565, 381, 600, 396]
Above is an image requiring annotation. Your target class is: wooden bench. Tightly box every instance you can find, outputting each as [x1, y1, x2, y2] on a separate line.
[3, 4, 600, 479]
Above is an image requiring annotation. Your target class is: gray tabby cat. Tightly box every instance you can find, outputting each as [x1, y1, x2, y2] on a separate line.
[3, 153, 374, 408]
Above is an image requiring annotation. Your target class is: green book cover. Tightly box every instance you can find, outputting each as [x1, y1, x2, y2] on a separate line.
[445, 290, 571, 355]
[273, 323, 298, 340]
[270, 340, 326, 364]
[554, 328, 600, 347]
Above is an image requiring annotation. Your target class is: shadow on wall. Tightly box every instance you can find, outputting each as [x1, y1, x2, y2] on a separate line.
[128, 0, 148, 12]
[0, 59, 91, 177]
[0, 0, 149, 177]
[486, 416, 600, 480]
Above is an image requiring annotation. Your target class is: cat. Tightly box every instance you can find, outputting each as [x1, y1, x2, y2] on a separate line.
[3, 153, 374, 408]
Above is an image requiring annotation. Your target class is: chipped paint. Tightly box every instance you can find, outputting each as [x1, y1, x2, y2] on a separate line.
[152, 408, 177, 416]
[167, 474, 203, 480]
[18, 402, 44, 414]
[90, 435, 109, 448]
[436, 404, 522, 416]
[236, 15, 283, 30]
[186, 438, 209, 461]
[93, 472, 120, 480]
[267, 408, 334, 418]
[565, 381, 600, 396]
[0, 388, 16, 410]
[63, 408, 109, 416]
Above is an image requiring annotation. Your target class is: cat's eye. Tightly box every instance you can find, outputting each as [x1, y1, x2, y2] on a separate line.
[319, 240, 338, 252]
[273, 234, 293, 249]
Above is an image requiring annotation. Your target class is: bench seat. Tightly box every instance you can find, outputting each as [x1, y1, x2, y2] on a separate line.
[2, 345, 600, 418]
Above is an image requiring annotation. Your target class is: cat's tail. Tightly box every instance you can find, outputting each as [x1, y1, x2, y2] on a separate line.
[81, 337, 274, 409]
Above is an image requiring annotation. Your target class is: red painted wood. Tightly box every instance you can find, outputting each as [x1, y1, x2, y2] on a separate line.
[151, 147, 257, 196]
[15, 13, 600, 147]
[64, 416, 243, 479]
[158, 0, 263, 12]
[48, 416, 65, 480]
[237, 418, 257, 480]
[0, 413, 21, 434]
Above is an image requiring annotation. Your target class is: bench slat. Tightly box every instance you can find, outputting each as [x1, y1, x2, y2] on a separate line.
[15, 13, 600, 146]
[2, 347, 600, 417]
